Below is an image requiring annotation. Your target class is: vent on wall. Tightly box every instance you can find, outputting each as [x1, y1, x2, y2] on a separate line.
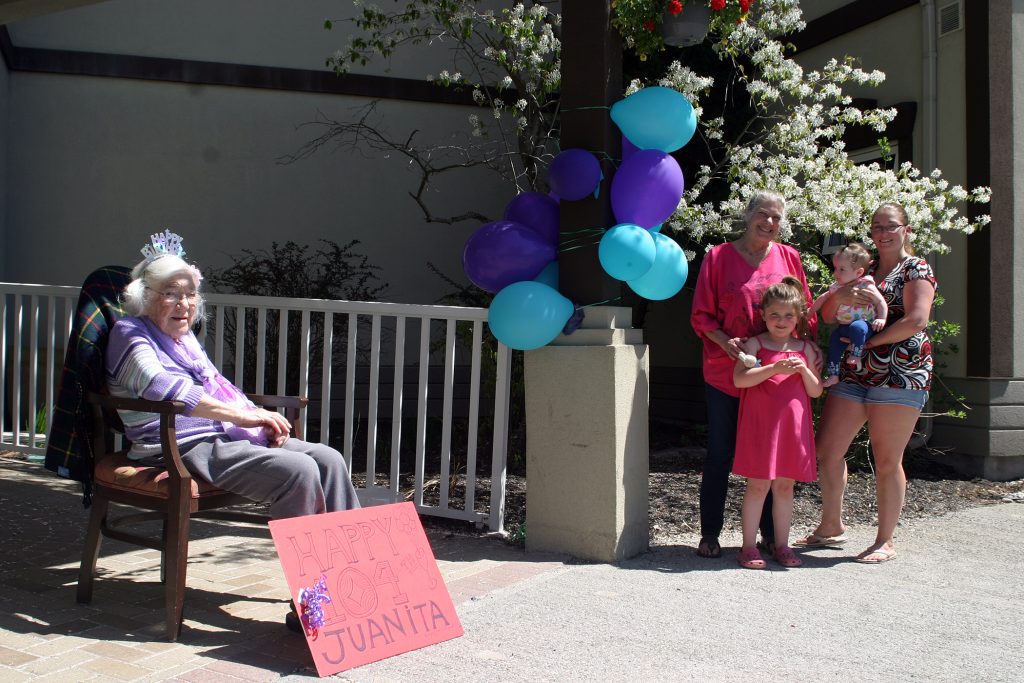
[939, 2, 962, 36]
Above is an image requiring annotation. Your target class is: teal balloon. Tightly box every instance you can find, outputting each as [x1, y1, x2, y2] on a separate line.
[534, 261, 559, 289]
[599, 223, 657, 281]
[627, 232, 689, 301]
[488, 281, 574, 351]
[610, 86, 698, 153]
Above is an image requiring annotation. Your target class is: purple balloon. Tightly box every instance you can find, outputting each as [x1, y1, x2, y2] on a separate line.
[504, 192, 560, 246]
[611, 149, 684, 229]
[463, 220, 556, 293]
[549, 149, 602, 201]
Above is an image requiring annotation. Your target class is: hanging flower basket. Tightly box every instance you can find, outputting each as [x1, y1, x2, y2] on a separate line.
[662, 2, 711, 47]
[612, 0, 754, 60]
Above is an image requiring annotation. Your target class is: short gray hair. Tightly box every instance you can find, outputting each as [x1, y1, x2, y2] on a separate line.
[742, 190, 787, 227]
[121, 254, 205, 319]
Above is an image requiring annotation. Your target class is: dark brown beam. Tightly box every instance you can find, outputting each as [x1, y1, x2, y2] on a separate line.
[5, 43, 478, 105]
[557, 0, 622, 306]
[964, 0, 991, 376]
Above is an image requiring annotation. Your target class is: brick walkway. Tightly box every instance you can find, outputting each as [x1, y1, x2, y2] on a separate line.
[0, 458, 564, 681]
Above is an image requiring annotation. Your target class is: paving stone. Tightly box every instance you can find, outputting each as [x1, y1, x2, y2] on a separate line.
[79, 657, 153, 681]
[0, 645, 39, 667]
[0, 459, 553, 682]
[18, 647, 96, 675]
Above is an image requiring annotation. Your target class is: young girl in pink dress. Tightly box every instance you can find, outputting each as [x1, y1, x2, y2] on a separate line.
[732, 277, 824, 569]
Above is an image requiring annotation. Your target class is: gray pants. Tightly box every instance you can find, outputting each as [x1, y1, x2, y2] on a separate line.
[181, 437, 360, 519]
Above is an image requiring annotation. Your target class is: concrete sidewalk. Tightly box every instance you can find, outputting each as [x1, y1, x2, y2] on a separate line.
[1, 456, 1021, 682]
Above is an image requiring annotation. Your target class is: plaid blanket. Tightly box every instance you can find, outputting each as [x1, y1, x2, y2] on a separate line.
[44, 265, 130, 505]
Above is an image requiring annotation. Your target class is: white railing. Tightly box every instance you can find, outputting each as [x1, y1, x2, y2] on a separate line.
[0, 283, 79, 457]
[1, 282, 511, 532]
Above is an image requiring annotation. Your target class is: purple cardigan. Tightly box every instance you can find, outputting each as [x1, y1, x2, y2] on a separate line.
[105, 317, 229, 457]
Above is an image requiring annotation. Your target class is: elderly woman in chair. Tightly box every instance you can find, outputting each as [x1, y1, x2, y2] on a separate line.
[106, 232, 360, 523]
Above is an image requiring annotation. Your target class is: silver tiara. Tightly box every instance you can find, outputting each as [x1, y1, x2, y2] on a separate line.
[140, 229, 186, 262]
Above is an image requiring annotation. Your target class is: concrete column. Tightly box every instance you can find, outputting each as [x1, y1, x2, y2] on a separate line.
[525, 307, 649, 562]
[933, 1, 1024, 480]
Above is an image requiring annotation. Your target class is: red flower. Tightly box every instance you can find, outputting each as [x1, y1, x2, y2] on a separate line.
[667, 0, 683, 15]
[710, 0, 726, 10]
[739, 0, 751, 12]
[643, 19, 656, 31]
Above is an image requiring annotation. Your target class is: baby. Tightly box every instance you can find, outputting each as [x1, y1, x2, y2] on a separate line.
[810, 243, 888, 387]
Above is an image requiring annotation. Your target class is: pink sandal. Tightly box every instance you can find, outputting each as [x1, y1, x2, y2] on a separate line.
[773, 546, 803, 568]
[737, 547, 766, 570]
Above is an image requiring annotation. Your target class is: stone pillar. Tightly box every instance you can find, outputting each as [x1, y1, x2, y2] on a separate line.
[525, 307, 649, 561]
[932, 0, 1024, 480]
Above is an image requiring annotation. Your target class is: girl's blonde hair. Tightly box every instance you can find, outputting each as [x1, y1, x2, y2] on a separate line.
[761, 276, 810, 339]
[834, 242, 872, 271]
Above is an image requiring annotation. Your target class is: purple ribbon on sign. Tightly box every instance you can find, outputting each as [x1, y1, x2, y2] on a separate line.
[299, 574, 332, 637]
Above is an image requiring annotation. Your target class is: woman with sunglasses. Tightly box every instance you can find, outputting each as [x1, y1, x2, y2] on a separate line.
[795, 202, 936, 563]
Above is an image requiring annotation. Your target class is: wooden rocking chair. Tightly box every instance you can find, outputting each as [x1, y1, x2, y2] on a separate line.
[76, 388, 307, 641]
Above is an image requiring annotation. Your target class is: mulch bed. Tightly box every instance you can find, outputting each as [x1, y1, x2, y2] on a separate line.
[10, 440, 1022, 550]
[492, 423, 1024, 547]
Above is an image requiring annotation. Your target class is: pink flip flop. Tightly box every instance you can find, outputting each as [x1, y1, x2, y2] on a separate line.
[773, 546, 803, 568]
[737, 547, 766, 570]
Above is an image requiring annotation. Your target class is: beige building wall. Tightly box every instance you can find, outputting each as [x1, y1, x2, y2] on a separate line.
[5, 73, 507, 303]
[932, 14, 969, 378]
[1, 0, 511, 304]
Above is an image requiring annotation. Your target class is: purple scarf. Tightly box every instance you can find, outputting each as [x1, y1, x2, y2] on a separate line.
[141, 317, 268, 446]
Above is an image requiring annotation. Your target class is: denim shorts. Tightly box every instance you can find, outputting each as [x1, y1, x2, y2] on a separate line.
[829, 382, 929, 410]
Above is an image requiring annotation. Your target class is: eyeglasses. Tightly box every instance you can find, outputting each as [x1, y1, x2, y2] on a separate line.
[870, 223, 907, 234]
[756, 209, 783, 223]
[148, 287, 198, 304]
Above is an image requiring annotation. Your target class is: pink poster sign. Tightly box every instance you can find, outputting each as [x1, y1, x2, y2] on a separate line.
[268, 502, 463, 677]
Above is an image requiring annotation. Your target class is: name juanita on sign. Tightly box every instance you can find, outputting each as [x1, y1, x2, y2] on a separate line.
[269, 502, 464, 677]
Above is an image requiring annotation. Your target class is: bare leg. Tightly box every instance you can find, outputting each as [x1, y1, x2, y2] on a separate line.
[740, 478, 771, 551]
[861, 403, 920, 559]
[807, 394, 867, 538]
[771, 477, 795, 549]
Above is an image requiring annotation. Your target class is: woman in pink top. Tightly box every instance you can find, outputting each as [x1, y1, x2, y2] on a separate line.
[689, 191, 816, 558]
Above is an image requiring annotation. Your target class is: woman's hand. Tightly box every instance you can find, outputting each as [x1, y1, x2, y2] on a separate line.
[234, 407, 292, 438]
[828, 282, 859, 307]
[265, 428, 290, 448]
[819, 282, 874, 323]
[721, 336, 746, 361]
[705, 329, 746, 360]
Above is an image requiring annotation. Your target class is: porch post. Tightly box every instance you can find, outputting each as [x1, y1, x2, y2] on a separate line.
[524, 1, 650, 561]
[932, 0, 1024, 480]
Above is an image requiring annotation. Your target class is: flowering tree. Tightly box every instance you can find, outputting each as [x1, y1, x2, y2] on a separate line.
[311, 1, 561, 205]
[317, 0, 990, 269]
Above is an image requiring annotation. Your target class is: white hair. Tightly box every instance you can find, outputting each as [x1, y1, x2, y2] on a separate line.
[122, 254, 205, 319]
[742, 190, 788, 227]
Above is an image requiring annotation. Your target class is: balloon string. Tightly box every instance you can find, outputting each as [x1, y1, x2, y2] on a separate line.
[558, 241, 601, 253]
[561, 105, 611, 112]
[559, 227, 605, 236]
[552, 147, 620, 164]
[582, 296, 623, 308]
